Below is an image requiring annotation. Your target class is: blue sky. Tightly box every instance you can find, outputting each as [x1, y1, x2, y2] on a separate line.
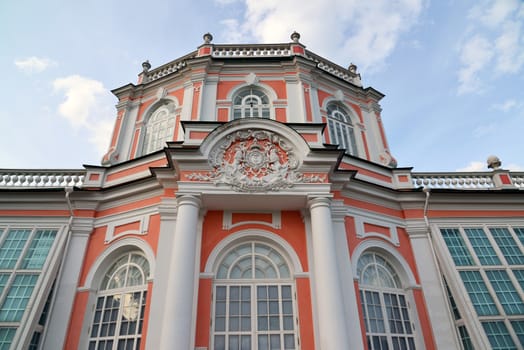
[1, 0, 523, 172]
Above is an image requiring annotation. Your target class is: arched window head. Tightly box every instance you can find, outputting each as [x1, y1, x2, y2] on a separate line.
[357, 252, 416, 350]
[326, 103, 358, 156]
[232, 87, 270, 119]
[89, 251, 149, 350]
[212, 241, 297, 350]
[357, 252, 401, 289]
[142, 104, 175, 155]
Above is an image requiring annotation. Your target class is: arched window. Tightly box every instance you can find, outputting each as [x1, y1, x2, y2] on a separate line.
[142, 104, 175, 154]
[232, 87, 270, 119]
[326, 103, 358, 156]
[357, 252, 416, 350]
[88, 251, 149, 350]
[212, 242, 297, 350]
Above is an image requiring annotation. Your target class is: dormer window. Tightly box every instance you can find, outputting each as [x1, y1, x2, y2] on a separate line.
[142, 104, 175, 155]
[326, 103, 358, 156]
[232, 87, 270, 119]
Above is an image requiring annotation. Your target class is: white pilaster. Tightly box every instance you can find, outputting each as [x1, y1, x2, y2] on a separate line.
[42, 218, 93, 350]
[308, 197, 350, 349]
[159, 194, 202, 350]
[406, 220, 461, 350]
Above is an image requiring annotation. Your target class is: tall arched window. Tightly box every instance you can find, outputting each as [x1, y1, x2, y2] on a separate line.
[212, 242, 297, 350]
[326, 103, 358, 156]
[88, 251, 149, 350]
[232, 87, 270, 119]
[142, 104, 175, 154]
[357, 252, 416, 350]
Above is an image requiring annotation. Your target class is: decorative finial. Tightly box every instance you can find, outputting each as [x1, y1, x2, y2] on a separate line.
[348, 63, 357, 73]
[487, 155, 502, 170]
[203, 33, 213, 44]
[142, 60, 151, 73]
[290, 31, 301, 43]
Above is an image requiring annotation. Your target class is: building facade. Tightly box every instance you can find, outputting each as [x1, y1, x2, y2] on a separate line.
[0, 33, 523, 350]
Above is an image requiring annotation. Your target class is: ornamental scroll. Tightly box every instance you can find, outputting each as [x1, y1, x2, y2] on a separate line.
[187, 129, 325, 192]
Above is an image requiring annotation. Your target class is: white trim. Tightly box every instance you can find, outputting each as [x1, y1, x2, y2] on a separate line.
[82, 237, 156, 289]
[203, 229, 304, 277]
[351, 239, 418, 288]
[222, 211, 281, 230]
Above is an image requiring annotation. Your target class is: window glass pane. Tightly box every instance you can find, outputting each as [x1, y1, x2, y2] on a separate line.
[358, 253, 400, 288]
[0, 328, 16, 349]
[511, 320, 524, 347]
[0, 274, 10, 295]
[143, 105, 175, 154]
[21, 229, 57, 269]
[232, 88, 270, 120]
[464, 228, 501, 265]
[459, 271, 498, 316]
[485, 270, 524, 315]
[514, 227, 524, 245]
[0, 274, 39, 321]
[513, 269, 524, 290]
[441, 228, 474, 266]
[458, 325, 474, 350]
[482, 321, 516, 349]
[0, 229, 31, 268]
[490, 228, 524, 265]
[326, 103, 357, 156]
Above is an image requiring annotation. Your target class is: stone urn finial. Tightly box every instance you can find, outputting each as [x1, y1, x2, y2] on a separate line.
[290, 31, 301, 43]
[142, 60, 151, 73]
[348, 63, 357, 73]
[203, 33, 213, 44]
[487, 155, 502, 170]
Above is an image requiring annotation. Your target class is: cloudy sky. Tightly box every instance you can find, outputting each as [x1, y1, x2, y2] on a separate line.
[1, 0, 523, 172]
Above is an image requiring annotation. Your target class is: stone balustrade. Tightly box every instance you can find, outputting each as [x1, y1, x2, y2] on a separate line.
[212, 44, 291, 58]
[412, 172, 502, 189]
[0, 170, 85, 188]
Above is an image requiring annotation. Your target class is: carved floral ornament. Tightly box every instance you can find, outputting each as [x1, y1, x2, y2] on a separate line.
[187, 129, 326, 192]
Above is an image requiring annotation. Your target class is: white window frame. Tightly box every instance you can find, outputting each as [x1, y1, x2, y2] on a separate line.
[211, 242, 299, 350]
[88, 251, 149, 350]
[232, 88, 271, 120]
[142, 104, 175, 155]
[326, 103, 358, 156]
[357, 251, 417, 350]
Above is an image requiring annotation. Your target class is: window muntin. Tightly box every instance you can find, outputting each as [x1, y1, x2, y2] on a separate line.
[485, 270, 524, 315]
[326, 103, 358, 156]
[464, 228, 501, 265]
[232, 88, 270, 119]
[440, 225, 524, 348]
[441, 228, 474, 266]
[89, 251, 149, 350]
[357, 252, 416, 350]
[212, 242, 297, 350]
[482, 321, 517, 349]
[458, 325, 474, 350]
[490, 228, 524, 265]
[0, 227, 58, 348]
[511, 320, 524, 346]
[142, 105, 175, 154]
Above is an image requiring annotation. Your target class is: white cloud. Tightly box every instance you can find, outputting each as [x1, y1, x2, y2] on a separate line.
[457, 35, 493, 94]
[14, 57, 57, 74]
[457, 160, 524, 172]
[492, 99, 517, 112]
[456, 161, 486, 172]
[219, 0, 425, 72]
[457, 1, 524, 94]
[53, 75, 114, 155]
[469, 0, 521, 27]
[472, 123, 496, 138]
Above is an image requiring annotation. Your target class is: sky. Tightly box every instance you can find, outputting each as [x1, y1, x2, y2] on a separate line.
[1, 0, 523, 172]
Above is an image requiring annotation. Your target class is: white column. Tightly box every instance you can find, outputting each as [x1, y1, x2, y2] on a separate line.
[308, 197, 350, 349]
[159, 194, 202, 350]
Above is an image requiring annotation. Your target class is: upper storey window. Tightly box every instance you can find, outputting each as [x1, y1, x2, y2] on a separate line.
[326, 103, 358, 156]
[142, 104, 175, 155]
[232, 87, 270, 119]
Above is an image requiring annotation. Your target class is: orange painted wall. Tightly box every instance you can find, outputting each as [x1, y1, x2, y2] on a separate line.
[64, 291, 89, 349]
[296, 277, 315, 349]
[195, 278, 213, 347]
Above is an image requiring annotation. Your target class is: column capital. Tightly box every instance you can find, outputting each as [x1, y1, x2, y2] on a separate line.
[307, 195, 333, 209]
[176, 193, 202, 208]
